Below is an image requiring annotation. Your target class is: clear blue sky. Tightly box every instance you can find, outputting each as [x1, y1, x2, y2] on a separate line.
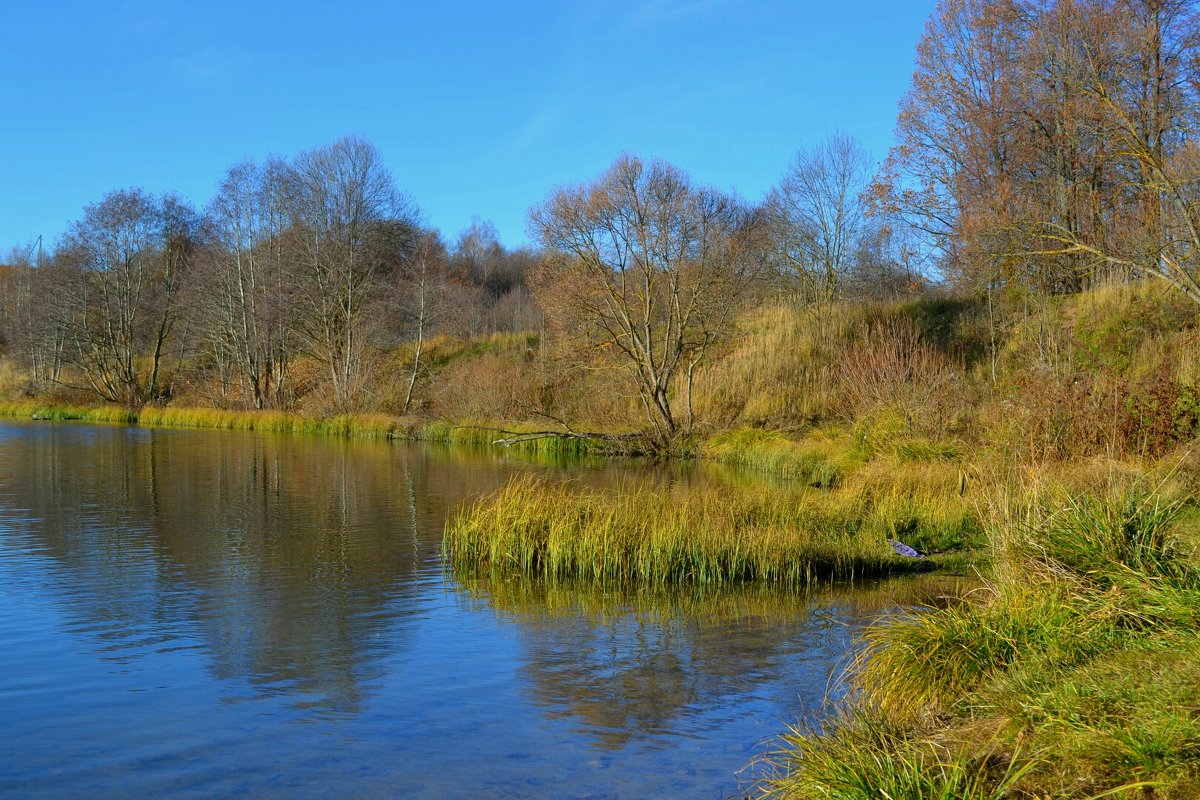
[1, 0, 934, 256]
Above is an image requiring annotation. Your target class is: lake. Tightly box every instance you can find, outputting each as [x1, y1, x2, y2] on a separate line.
[0, 420, 943, 799]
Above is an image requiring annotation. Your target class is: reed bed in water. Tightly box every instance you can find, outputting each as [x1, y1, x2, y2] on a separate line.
[0, 401, 140, 424]
[442, 475, 968, 587]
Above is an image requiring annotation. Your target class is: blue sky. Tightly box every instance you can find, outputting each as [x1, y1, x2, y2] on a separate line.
[0, 0, 934, 256]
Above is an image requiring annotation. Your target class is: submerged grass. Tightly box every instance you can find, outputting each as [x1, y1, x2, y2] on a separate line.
[761, 480, 1200, 799]
[443, 475, 967, 588]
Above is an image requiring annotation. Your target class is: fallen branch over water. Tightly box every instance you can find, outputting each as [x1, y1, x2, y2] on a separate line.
[450, 424, 646, 454]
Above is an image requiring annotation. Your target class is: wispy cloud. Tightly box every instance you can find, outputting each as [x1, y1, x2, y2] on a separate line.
[501, 0, 725, 154]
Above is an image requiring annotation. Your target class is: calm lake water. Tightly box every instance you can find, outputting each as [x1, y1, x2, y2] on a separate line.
[0, 420, 942, 799]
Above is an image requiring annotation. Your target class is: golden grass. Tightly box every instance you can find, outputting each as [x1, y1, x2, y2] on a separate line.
[690, 303, 856, 428]
[442, 474, 970, 588]
[0, 401, 415, 439]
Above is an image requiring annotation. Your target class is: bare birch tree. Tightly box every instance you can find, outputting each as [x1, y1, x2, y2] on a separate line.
[395, 232, 456, 415]
[202, 158, 298, 408]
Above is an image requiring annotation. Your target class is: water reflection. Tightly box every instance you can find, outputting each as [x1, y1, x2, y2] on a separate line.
[0, 420, 970, 799]
[1, 424, 460, 713]
[454, 575, 971, 751]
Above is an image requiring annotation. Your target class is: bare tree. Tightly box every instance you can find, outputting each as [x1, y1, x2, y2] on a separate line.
[55, 189, 198, 405]
[201, 158, 298, 408]
[529, 155, 758, 451]
[288, 137, 419, 408]
[1, 243, 65, 389]
[766, 132, 873, 302]
[873, 0, 1032, 289]
[395, 231, 457, 415]
[1024, 0, 1200, 303]
[452, 217, 503, 286]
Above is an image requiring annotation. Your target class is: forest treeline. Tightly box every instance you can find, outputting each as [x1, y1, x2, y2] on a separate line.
[3, 0, 1200, 455]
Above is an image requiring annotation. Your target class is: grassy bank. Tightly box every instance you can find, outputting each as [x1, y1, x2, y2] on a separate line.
[0, 400, 610, 456]
[443, 474, 979, 588]
[760, 482, 1200, 798]
[0, 400, 403, 435]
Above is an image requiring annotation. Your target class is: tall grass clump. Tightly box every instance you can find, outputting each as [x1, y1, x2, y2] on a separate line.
[444, 475, 948, 588]
[1019, 489, 1199, 589]
[765, 711, 1040, 800]
[761, 480, 1200, 798]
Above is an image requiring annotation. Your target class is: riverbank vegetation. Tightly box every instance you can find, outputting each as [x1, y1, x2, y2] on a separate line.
[760, 479, 1200, 798]
[5, 0, 1200, 793]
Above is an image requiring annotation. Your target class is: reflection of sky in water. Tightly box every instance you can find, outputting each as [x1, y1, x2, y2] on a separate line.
[0, 420, 960, 799]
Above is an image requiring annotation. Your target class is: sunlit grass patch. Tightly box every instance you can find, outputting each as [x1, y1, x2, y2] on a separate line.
[701, 427, 855, 487]
[443, 475, 957, 588]
[764, 710, 1040, 800]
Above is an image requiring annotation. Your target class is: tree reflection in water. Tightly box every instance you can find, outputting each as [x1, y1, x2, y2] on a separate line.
[453, 574, 971, 750]
[0, 423, 506, 714]
[0, 419, 974, 799]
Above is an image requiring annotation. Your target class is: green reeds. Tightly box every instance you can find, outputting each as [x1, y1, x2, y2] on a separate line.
[0, 401, 139, 424]
[766, 711, 1041, 800]
[443, 475, 954, 588]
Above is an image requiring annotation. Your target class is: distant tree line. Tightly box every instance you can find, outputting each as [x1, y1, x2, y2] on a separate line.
[0, 137, 543, 412]
[1, 0, 1195, 453]
[0, 127, 919, 431]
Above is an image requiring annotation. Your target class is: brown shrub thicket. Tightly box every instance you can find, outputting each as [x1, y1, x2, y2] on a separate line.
[835, 317, 965, 438]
